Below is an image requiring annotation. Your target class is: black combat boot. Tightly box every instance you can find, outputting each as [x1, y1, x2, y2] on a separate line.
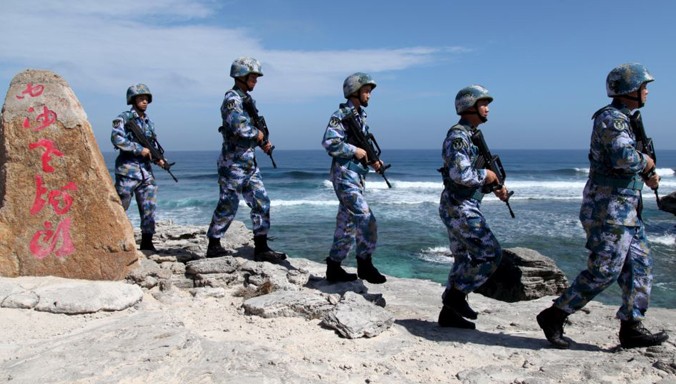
[438, 305, 476, 329]
[443, 288, 478, 320]
[140, 233, 157, 252]
[326, 258, 357, 283]
[619, 320, 669, 349]
[356, 255, 387, 284]
[205, 237, 229, 258]
[536, 306, 570, 349]
[253, 235, 287, 263]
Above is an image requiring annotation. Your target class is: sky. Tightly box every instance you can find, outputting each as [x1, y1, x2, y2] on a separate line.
[1, 0, 675, 151]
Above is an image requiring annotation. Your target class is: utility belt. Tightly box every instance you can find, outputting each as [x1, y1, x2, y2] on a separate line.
[440, 167, 484, 202]
[334, 157, 369, 176]
[225, 137, 258, 150]
[118, 151, 149, 163]
[447, 187, 484, 202]
[590, 172, 644, 190]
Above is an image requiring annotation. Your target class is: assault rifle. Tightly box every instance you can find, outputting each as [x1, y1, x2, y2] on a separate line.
[471, 129, 514, 218]
[124, 120, 178, 182]
[342, 109, 392, 188]
[630, 110, 661, 208]
[242, 95, 277, 168]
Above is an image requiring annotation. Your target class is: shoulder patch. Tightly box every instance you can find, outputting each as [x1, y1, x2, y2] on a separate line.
[612, 118, 627, 131]
[329, 116, 341, 127]
[225, 99, 237, 111]
[452, 138, 466, 150]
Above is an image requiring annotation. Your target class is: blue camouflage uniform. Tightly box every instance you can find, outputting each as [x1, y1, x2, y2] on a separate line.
[207, 87, 271, 239]
[322, 100, 377, 262]
[439, 119, 502, 297]
[554, 99, 652, 321]
[111, 109, 158, 235]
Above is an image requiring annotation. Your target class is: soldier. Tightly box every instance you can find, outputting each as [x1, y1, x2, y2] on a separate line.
[111, 83, 164, 252]
[205, 57, 286, 263]
[321, 72, 387, 284]
[437, 85, 510, 329]
[537, 63, 669, 349]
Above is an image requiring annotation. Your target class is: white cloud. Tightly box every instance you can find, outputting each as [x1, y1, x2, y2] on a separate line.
[0, 0, 465, 103]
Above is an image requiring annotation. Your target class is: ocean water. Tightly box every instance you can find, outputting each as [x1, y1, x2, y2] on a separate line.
[103, 149, 676, 309]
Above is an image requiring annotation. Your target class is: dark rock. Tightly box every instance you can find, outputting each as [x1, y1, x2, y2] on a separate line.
[476, 247, 568, 302]
[659, 190, 676, 215]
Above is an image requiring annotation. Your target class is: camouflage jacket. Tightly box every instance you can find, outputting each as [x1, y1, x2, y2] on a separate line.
[111, 109, 156, 180]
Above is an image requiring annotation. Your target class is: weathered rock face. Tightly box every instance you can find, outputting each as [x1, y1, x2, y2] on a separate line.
[660, 190, 676, 215]
[0, 69, 137, 279]
[476, 247, 568, 302]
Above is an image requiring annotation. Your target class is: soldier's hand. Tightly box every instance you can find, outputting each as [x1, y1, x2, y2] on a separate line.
[646, 173, 660, 190]
[157, 159, 166, 167]
[484, 169, 498, 185]
[141, 147, 152, 160]
[261, 141, 273, 154]
[354, 147, 367, 161]
[256, 130, 265, 143]
[494, 185, 510, 202]
[371, 160, 383, 172]
[643, 155, 656, 175]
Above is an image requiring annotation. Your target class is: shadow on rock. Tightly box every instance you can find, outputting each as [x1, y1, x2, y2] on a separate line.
[395, 318, 607, 352]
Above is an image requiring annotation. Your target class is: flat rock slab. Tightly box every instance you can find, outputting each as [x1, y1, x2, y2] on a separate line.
[0, 276, 143, 314]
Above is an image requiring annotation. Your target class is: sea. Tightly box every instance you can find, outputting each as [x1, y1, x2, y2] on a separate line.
[103, 149, 676, 309]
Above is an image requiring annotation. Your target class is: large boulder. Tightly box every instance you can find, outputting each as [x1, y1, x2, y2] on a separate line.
[659, 190, 676, 215]
[476, 247, 568, 302]
[0, 69, 138, 279]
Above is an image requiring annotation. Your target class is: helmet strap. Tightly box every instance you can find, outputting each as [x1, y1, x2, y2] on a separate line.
[235, 76, 251, 92]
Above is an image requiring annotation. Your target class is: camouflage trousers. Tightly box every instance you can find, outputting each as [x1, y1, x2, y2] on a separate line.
[207, 166, 270, 239]
[439, 192, 502, 295]
[554, 222, 653, 321]
[328, 168, 377, 262]
[115, 174, 157, 235]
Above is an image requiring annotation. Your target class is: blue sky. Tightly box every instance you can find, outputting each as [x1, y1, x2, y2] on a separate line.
[1, 0, 674, 151]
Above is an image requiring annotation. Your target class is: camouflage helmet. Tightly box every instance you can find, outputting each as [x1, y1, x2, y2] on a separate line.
[230, 57, 264, 78]
[126, 83, 152, 105]
[343, 72, 377, 98]
[455, 85, 493, 115]
[606, 63, 654, 97]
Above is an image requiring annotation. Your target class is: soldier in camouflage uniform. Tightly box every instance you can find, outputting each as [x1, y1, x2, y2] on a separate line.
[321, 72, 387, 284]
[205, 57, 286, 263]
[537, 63, 668, 349]
[111, 83, 165, 252]
[437, 85, 510, 329]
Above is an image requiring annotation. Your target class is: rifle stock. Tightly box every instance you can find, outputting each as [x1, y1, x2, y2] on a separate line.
[124, 120, 178, 182]
[630, 110, 661, 207]
[471, 129, 514, 218]
[242, 96, 277, 168]
[342, 110, 392, 188]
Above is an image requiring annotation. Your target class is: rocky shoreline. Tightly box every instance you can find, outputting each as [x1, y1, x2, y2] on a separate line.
[1, 221, 674, 384]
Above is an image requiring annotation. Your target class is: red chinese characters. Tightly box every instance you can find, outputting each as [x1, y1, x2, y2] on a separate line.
[18, 81, 77, 259]
[16, 82, 45, 100]
[29, 138, 64, 173]
[22, 106, 57, 132]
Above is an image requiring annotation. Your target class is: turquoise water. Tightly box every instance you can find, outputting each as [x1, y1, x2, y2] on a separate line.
[104, 149, 676, 309]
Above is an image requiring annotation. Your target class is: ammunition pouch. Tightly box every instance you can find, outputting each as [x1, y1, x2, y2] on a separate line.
[335, 158, 369, 176]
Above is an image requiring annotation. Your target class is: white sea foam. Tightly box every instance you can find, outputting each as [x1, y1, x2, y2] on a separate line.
[417, 246, 454, 264]
[650, 234, 675, 246]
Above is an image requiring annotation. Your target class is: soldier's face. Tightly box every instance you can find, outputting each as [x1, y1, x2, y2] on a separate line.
[358, 85, 373, 107]
[247, 74, 260, 91]
[134, 95, 149, 111]
[640, 84, 649, 104]
[476, 99, 490, 118]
